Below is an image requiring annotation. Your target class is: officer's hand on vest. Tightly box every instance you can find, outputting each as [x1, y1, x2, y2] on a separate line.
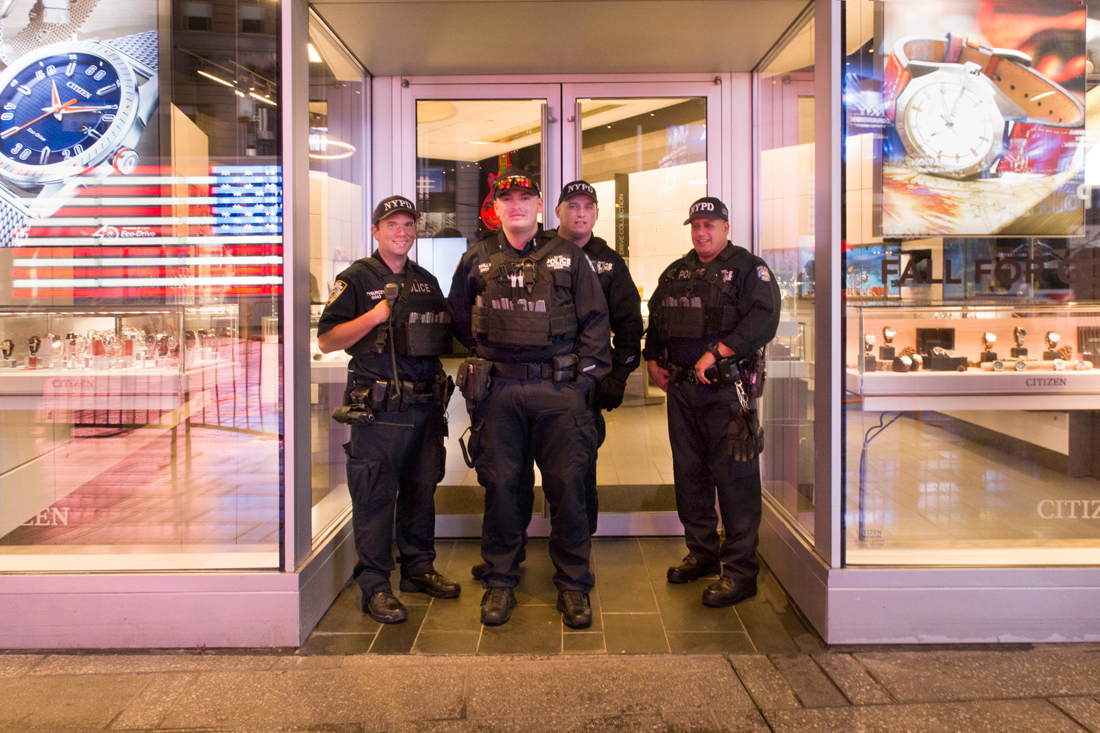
[596, 376, 626, 411]
[729, 407, 764, 462]
[370, 298, 391, 321]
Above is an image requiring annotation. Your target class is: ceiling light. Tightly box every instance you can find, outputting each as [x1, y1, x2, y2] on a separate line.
[197, 70, 235, 88]
[250, 92, 277, 106]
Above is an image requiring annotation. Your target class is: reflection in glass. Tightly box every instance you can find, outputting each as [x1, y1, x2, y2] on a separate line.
[841, 1, 1100, 567]
[756, 8, 817, 539]
[308, 11, 369, 543]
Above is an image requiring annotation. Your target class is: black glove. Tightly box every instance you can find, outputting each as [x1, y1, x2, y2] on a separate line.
[728, 406, 764, 462]
[596, 375, 627, 411]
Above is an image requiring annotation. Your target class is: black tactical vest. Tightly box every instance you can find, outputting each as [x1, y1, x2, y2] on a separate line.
[361, 257, 453, 357]
[470, 238, 579, 347]
[655, 255, 739, 341]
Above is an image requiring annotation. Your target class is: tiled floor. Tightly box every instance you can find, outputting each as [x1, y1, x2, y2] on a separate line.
[302, 537, 822, 655]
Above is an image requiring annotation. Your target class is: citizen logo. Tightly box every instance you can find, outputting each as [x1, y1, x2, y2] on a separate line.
[1038, 500, 1100, 519]
[66, 81, 92, 99]
[545, 255, 571, 270]
[1025, 377, 1067, 387]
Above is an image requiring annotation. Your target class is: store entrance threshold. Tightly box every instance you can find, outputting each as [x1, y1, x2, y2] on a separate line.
[303, 538, 819, 655]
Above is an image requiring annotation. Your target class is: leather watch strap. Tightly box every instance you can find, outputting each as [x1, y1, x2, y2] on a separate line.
[885, 33, 1085, 176]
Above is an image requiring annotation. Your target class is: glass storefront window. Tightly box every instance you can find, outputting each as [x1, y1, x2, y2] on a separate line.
[755, 9, 817, 539]
[307, 11, 368, 543]
[0, 0, 283, 570]
[842, 0, 1100, 566]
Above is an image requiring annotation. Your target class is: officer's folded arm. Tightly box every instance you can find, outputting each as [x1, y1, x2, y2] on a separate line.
[317, 300, 390, 353]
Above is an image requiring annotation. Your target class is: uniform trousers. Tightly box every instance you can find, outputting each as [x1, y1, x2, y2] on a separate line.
[345, 402, 446, 595]
[468, 378, 597, 591]
[667, 379, 762, 584]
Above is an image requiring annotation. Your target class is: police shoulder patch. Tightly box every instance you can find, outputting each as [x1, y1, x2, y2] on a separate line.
[756, 265, 771, 282]
[326, 280, 347, 306]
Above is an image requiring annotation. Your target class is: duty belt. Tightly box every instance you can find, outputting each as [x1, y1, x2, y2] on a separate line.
[490, 357, 578, 382]
[491, 362, 556, 380]
[664, 362, 732, 387]
[356, 378, 437, 404]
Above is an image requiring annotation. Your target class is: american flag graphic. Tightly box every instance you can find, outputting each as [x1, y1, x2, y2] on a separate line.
[10, 164, 283, 299]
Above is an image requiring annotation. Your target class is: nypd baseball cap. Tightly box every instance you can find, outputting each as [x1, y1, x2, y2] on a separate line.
[683, 197, 729, 225]
[372, 195, 420, 225]
[492, 167, 541, 199]
[558, 180, 598, 205]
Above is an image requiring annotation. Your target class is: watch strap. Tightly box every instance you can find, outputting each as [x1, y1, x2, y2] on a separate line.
[0, 195, 26, 248]
[103, 30, 158, 73]
[0, 0, 101, 65]
[886, 35, 1083, 128]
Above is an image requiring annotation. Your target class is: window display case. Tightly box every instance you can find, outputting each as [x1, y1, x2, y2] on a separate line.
[846, 304, 1100, 411]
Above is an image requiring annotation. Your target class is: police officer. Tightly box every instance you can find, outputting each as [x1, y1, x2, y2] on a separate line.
[643, 197, 780, 607]
[468, 181, 643, 581]
[317, 195, 461, 624]
[449, 169, 610, 628]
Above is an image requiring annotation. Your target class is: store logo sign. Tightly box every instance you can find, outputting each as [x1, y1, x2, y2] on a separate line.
[1038, 500, 1100, 519]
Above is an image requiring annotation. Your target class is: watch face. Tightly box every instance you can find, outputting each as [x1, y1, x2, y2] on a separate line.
[895, 69, 1005, 178]
[0, 40, 140, 187]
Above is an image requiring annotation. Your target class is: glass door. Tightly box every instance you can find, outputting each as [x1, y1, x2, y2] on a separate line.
[405, 83, 560, 536]
[400, 79, 725, 536]
[562, 81, 724, 535]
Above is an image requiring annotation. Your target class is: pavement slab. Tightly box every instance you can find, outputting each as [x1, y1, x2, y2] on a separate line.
[855, 650, 1100, 702]
[463, 657, 754, 719]
[0, 655, 43, 678]
[763, 698, 1086, 733]
[1050, 696, 1100, 732]
[109, 672, 197, 729]
[0, 674, 149, 729]
[729, 655, 801, 710]
[28, 653, 281, 675]
[811, 652, 894, 705]
[158, 666, 466, 728]
[769, 653, 849, 708]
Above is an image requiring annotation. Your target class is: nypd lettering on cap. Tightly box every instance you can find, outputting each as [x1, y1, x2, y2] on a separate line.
[683, 197, 729, 225]
[372, 195, 420, 224]
[558, 180, 598, 205]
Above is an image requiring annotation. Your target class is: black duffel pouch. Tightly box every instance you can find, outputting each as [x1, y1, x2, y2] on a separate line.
[456, 356, 492, 402]
[703, 357, 740, 387]
[551, 353, 578, 382]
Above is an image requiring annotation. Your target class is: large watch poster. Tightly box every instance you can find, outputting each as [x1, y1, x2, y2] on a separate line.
[849, 1, 1088, 238]
[0, 0, 283, 301]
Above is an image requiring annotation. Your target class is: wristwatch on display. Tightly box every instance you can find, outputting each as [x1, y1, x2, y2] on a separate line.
[0, 1, 158, 246]
[883, 34, 1084, 179]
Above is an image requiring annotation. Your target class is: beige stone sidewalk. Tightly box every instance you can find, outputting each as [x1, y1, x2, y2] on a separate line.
[3, 646, 1100, 732]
